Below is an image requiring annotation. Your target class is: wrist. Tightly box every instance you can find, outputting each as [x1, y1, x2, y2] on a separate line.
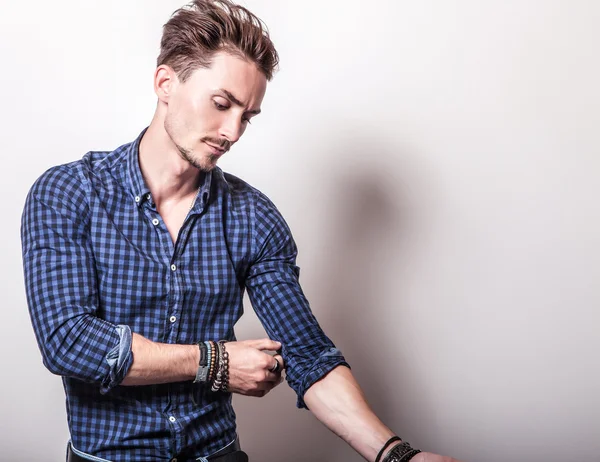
[375, 436, 401, 462]
[376, 437, 422, 462]
[382, 441, 422, 462]
[188, 343, 200, 380]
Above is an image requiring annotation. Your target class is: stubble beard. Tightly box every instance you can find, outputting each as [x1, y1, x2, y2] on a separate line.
[175, 143, 218, 172]
[164, 117, 219, 172]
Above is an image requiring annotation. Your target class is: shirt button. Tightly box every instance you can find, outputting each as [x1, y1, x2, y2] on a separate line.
[169, 416, 176, 423]
[169, 316, 177, 323]
[171, 264, 177, 271]
[152, 218, 159, 226]
[146, 193, 151, 200]
[172, 459, 178, 462]
[134, 196, 141, 203]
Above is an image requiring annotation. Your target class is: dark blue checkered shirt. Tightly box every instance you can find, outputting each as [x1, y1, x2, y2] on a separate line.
[21, 129, 349, 460]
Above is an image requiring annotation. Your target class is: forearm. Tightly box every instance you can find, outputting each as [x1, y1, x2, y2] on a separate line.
[303, 365, 394, 461]
[121, 333, 199, 386]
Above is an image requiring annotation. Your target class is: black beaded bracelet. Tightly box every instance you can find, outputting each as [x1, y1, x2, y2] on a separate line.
[219, 340, 229, 392]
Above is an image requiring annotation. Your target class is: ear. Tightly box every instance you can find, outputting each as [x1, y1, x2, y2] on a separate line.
[154, 65, 178, 103]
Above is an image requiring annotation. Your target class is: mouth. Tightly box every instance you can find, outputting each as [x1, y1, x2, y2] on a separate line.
[204, 142, 227, 156]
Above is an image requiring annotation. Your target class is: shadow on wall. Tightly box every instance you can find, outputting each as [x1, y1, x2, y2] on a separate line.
[313, 136, 439, 460]
[236, 131, 439, 461]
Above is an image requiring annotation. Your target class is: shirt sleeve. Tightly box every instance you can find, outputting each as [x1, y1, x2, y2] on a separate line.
[20, 164, 133, 393]
[245, 192, 350, 409]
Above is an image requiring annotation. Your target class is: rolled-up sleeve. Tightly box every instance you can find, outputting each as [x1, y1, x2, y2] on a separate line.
[245, 192, 350, 409]
[21, 165, 133, 393]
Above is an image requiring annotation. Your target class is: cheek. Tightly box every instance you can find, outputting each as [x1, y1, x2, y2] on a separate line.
[168, 92, 223, 140]
[180, 99, 203, 129]
[190, 101, 224, 134]
[170, 91, 202, 124]
[166, 97, 190, 132]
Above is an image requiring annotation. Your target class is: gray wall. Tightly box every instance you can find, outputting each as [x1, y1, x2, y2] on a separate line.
[2, 1, 599, 460]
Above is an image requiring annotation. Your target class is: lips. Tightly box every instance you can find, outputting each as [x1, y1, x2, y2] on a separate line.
[204, 142, 227, 155]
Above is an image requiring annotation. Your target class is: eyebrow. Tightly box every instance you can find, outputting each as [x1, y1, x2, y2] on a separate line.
[220, 89, 261, 115]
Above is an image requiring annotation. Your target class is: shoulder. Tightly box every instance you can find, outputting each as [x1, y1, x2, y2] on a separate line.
[28, 141, 130, 205]
[29, 160, 88, 205]
[214, 168, 259, 198]
[214, 168, 282, 218]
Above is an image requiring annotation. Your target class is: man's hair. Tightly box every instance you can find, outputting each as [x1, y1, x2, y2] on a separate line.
[157, 0, 279, 82]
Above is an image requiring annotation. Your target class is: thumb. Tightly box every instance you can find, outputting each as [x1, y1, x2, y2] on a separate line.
[246, 338, 281, 351]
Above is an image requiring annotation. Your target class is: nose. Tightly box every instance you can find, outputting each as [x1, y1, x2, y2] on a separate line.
[218, 115, 244, 145]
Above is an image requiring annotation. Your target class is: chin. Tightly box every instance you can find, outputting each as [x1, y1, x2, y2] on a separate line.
[200, 162, 218, 172]
[196, 156, 220, 173]
[177, 146, 217, 172]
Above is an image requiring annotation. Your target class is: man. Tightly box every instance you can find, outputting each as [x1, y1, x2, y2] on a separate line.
[21, 1, 462, 461]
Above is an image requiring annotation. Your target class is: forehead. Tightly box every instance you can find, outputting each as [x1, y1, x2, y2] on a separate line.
[184, 51, 267, 106]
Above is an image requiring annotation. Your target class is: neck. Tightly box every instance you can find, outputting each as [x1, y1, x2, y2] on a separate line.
[139, 112, 202, 207]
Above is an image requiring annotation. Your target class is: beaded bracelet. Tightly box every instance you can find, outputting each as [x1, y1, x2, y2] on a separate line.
[205, 341, 212, 382]
[212, 341, 222, 391]
[210, 340, 231, 392]
[218, 340, 229, 392]
[211, 341, 224, 392]
[207, 341, 216, 384]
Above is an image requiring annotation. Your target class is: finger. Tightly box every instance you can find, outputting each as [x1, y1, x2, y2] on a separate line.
[271, 372, 284, 386]
[245, 338, 281, 351]
[255, 379, 278, 392]
[264, 356, 282, 375]
[263, 370, 281, 382]
[244, 389, 268, 398]
[244, 380, 277, 395]
[272, 354, 285, 370]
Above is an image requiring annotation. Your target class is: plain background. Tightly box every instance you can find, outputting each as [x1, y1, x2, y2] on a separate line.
[1, 1, 599, 460]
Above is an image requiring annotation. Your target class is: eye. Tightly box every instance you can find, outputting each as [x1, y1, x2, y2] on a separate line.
[213, 96, 231, 111]
[242, 117, 252, 125]
[213, 100, 228, 111]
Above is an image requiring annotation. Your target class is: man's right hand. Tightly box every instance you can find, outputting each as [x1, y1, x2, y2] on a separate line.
[225, 338, 284, 397]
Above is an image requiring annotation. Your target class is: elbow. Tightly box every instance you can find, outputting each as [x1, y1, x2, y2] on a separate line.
[39, 339, 74, 377]
[36, 330, 95, 380]
[42, 356, 66, 377]
[31, 317, 130, 387]
[284, 347, 350, 409]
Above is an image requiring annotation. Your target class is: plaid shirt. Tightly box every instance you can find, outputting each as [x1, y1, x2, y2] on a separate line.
[21, 129, 348, 460]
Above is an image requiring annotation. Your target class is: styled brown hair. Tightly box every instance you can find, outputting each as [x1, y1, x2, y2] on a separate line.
[157, 0, 279, 82]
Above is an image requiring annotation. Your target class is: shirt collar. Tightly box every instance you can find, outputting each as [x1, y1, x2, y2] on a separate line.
[126, 127, 151, 207]
[126, 127, 214, 210]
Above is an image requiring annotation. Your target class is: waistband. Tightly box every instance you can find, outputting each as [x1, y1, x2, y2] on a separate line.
[67, 437, 243, 462]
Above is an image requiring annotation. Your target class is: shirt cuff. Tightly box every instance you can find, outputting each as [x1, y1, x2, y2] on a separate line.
[100, 324, 133, 394]
[296, 347, 351, 409]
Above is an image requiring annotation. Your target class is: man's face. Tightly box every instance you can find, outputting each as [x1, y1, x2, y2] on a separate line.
[163, 51, 267, 172]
